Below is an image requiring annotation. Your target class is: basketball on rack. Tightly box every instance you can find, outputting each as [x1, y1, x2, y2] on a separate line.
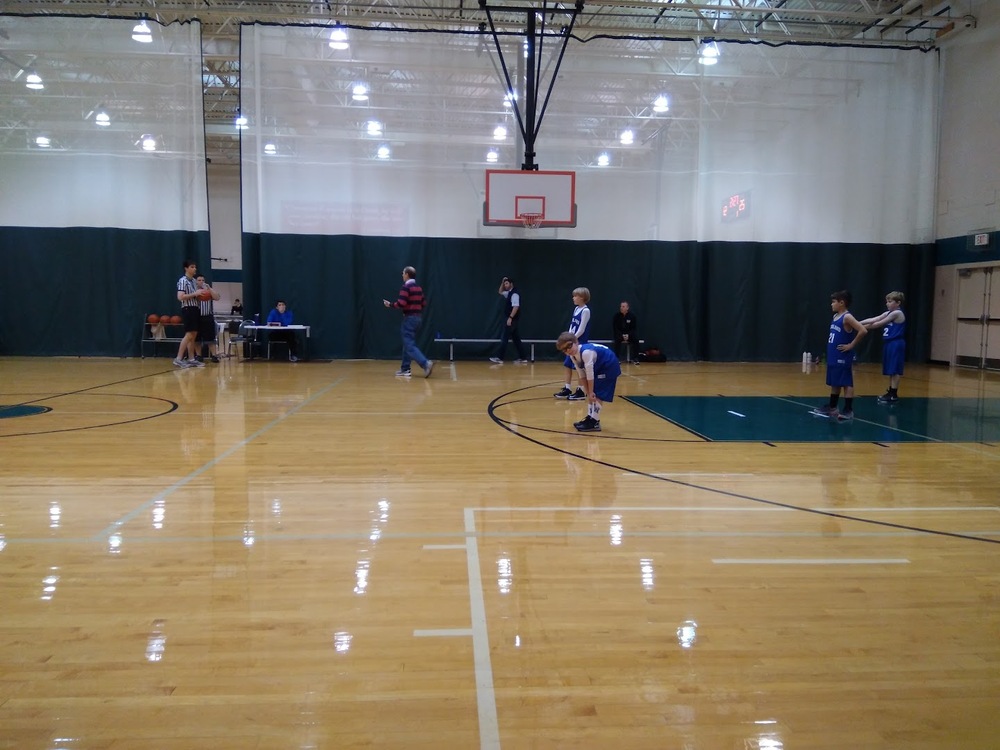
[197, 288, 213, 301]
[170, 315, 182, 325]
[160, 315, 173, 325]
[147, 314, 159, 325]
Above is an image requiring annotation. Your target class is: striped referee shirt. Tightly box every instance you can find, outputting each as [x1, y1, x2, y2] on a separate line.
[177, 275, 198, 308]
[198, 289, 215, 317]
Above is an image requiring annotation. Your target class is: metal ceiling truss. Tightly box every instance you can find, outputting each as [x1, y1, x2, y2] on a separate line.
[1, 1, 976, 164]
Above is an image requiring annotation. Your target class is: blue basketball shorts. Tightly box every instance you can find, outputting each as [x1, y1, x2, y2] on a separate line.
[882, 339, 905, 376]
[826, 363, 854, 388]
[592, 364, 622, 402]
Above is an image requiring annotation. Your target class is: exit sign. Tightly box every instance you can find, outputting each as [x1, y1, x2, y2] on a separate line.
[973, 233, 990, 247]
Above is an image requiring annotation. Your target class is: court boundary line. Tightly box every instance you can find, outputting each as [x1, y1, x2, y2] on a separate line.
[712, 557, 910, 565]
[459, 499, 990, 750]
[464, 508, 500, 750]
[92, 376, 347, 540]
[486, 385, 1000, 546]
[0, 392, 178, 439]
[7, 527, 1000, 547]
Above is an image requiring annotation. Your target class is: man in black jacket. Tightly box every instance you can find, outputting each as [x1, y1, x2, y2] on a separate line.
[489, 276, 529, 364]
[612, 300, 639, 364]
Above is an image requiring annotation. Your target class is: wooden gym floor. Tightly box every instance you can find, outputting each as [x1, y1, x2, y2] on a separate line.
[1, 356, 998, 749]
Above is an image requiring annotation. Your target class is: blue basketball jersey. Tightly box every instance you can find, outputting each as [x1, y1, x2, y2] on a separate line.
[577, 342, 620, 376]
[882, 316, 906, 342]
[569, 305, 590, 343]
[827, 312, 857, 366]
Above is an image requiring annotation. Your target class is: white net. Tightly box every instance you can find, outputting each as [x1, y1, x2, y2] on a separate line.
[239, 25, 937, 243]
[0, 15, 207, 231]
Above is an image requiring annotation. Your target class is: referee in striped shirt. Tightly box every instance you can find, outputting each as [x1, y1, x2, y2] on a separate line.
[196, 275, 221, 362]
[174, 260, 203, 368]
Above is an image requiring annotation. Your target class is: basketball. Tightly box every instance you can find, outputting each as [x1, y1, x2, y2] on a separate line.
[170, 315, 182, 325]
[147, 314, 159, 325]
[197, 288, 213, 301]
[160, 315, 173, 325]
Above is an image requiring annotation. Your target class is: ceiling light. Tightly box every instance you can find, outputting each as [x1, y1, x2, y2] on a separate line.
[366, 120, 382, 136]
[132, 20, 153, 43]
[493, 125, 507, 141]
[597, 152, 610, 167]
[264, 143, 277, 155]
[486, 149, 499, 163]
[620, 129, 634, 145]
[653, 95, 669, 113]
[234, 115, 248, 130]
[141, 134, 157, 151]
[376, 145, 391, 159]
[35, 135, 51, 148]
[329, 26, 349, 51]
[352, 84, 369, 102]
[25, 72, 44, 90]
[95, 110, 111, 127]
[698, 41, 720, 65]
[503, 92, 516, 108]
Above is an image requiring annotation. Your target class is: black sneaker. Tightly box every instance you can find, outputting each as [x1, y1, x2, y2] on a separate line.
[554, 387, 573, 399]
[576, 417, 601, 432]
[573, 418, 589, 429]
[877, 392, 899, 404]
[209, 355, 220, 363]
[567, 389, 587, 401]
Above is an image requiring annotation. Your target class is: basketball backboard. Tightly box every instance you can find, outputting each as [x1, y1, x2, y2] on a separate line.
[484, 169, 577, 227]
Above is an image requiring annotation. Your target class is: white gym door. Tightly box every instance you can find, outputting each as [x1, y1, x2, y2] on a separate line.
[954, 264, 1000, 370]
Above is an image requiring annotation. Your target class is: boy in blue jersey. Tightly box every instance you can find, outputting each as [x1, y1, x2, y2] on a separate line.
[812, 290, 867, 421]
[556, 332, 621, 432]
[860, 291, 906, 403]
[554, 287, 591, 400]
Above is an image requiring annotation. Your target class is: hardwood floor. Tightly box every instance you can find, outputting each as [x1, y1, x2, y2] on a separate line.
[1, 356, 998, 749]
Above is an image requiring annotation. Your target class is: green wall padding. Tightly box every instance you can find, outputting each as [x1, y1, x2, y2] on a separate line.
[242, 233, 934, 363]
[0, 226, 210, 356]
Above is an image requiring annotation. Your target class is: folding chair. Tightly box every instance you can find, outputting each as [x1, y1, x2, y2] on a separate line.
[227, 320, 260, 359]
[267, 333, 291, 360]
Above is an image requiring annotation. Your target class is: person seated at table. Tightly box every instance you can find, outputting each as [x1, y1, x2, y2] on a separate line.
[266, 299, 299, 362]
[231, 298, 243, 316]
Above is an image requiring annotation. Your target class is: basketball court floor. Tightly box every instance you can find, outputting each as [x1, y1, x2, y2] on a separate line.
[1, 356, 998, 749]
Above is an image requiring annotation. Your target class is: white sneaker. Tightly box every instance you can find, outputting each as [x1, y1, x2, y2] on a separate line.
[514, 359, 529, 364]
[488, 357, 503, 364]
[172, 358, 190, 368]
[424, 361, 434, 378]
[189, 359, 205, 367]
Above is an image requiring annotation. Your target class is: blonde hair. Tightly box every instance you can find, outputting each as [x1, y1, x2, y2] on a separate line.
[555, 331, 577, 350]
[886, 291, 905, 304]
[572, 287, 591, 303]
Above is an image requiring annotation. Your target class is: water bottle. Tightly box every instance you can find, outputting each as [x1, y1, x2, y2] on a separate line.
[436, 331, 442, 340]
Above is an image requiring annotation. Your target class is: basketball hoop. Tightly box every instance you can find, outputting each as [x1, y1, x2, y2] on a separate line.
[520, 212, 542, 230]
